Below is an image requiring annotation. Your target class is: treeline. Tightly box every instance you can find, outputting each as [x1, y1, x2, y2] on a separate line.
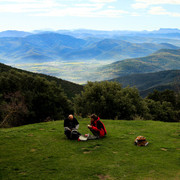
[0, 71, 179, 127]
[74, 81, 180, 122]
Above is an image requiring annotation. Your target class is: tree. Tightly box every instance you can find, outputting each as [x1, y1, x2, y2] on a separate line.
[74, 81, 146, 120]
[147, 89, 176, 107]
[0, 91, 28, 127]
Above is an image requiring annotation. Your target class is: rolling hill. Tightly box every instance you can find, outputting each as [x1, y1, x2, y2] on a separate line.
[109, 70, 180, 97]
[98, 49, 180, 80]
[0, 30, 32, 37]
[0, 62, 83, 99]
[0, 33, 87, 63]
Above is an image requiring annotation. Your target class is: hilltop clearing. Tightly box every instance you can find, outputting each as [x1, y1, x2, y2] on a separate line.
[0, 119, 179, 180]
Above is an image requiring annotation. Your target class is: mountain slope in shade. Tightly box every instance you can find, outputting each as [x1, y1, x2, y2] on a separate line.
[0, 62, 83, 99]
[109, 70, 180, 97]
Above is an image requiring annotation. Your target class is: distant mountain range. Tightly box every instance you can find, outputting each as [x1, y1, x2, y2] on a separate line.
[49, 28, 180, 46]
[0, 28, 180, 96]
[97, 49, 180, 80]
[0, 32, 179, 63]
[1, 28, 180, 37]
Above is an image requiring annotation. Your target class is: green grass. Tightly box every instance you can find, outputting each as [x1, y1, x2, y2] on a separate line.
[0, 119, 179, 180]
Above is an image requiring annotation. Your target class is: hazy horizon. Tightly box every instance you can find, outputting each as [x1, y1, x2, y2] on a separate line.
[1, 27, 180, 33]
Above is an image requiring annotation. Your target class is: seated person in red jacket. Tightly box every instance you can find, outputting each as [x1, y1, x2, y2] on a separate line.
[64, 114, 81, 140]
[86, 114, 107, 140]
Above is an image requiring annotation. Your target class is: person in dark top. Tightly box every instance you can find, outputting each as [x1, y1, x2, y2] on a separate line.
[64, 114, 81, 140]
[86, 114, 107, 140]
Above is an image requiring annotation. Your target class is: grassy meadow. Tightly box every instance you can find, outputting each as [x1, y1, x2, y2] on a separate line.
[0, 119, 179, 180]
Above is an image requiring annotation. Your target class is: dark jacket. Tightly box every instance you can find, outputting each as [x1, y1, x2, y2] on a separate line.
[91, 117, 107, 137]
[64, 117, 79, 130]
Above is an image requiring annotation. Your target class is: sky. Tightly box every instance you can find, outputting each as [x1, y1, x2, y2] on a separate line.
[0, 0, 180, 32]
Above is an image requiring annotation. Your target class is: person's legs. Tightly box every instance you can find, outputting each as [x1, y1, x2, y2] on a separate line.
[90, 129, 99, 136]
[64, 129, 71, 139]
[71, 130, 81, 140]
[87, 129, 99, 140]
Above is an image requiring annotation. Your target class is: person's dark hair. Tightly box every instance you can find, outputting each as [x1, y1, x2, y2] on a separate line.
[90, 114, 98, 120]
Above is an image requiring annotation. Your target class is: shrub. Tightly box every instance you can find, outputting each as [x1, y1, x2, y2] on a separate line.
[145, 98, 179, 122]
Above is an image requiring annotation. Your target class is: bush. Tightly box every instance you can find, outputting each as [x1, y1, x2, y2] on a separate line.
[145, 98, 180, 122]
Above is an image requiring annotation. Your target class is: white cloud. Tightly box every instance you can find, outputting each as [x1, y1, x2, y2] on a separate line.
[0, 0, 38, 2]
[131, 3, 149, 9]
[0, 0, 66, 13]
[148, 6, 169, 15]
[0, 0, 57, 3]
[0, 4, 47, 13]
[96, 9, 128, 17]
[131, 12, 140, 16]
[75, 3, 104, 9]
[0, 0, 116, 14]
[108, 6, 115, 9]
[89, 0, 116, 3]
[34, 7, 128, 18]
[0, 0, 127, 18]
[148, 6, 180, 17]
[132, 0, 180, 9]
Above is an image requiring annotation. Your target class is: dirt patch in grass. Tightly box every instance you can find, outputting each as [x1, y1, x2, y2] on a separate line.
[19, 172, 27, 175]
[94, 145, 100, 149]
[161, 148, 168, 151]
[83, 151, 91, 154]
[30, 148, 37, 152]
[113, 152, 118, 154]
[97, 174, 114, 180]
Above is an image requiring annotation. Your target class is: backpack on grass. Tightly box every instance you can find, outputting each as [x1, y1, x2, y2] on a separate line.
[134, 136, 148, 146]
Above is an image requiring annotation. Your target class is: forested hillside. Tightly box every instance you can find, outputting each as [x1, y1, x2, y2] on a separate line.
[98, 49, 180, 79]
[0, 63, 84, 127]
[0, 63, 83, 99]
[109, 70, 180, 97]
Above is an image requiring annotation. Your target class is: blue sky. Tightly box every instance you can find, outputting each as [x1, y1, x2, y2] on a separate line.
[0, 0, 180, 32]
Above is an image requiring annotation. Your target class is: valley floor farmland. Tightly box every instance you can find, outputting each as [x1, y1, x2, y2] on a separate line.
[0, 119, 179, 180]
[10, 60, 115, 84]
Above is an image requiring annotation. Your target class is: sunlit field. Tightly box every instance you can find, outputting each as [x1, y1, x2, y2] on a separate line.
[11, 60, 115, 84]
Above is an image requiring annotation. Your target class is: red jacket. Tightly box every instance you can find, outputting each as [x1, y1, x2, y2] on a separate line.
[91, 117, 107, 137]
